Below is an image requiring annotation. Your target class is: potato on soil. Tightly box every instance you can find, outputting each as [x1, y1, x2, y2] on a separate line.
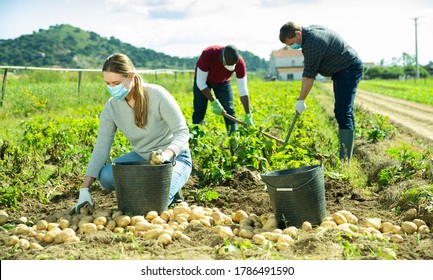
[30, 242, 44, 250]
[93, 216, 107, 226]
[417, 225, 430, 234]
[6, 235, 20, 246]
[35, 220, 48, 231]
[365, 218, 381, 230]
[301, 221, 312, 231]
[283, 226, 298, 238]
[332, 212, 348, 225]
[158, 233, 172, 245]
[401, 221, 417, 234]
[219, 226, 234, 239]
[145, 211, 159, 221]
[232, 210, 248, 223]
[115, 215, 131, 227]
[79, 223, 97, 234]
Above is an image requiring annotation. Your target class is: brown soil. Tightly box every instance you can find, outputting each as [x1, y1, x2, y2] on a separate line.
[1, 85, 433, 262]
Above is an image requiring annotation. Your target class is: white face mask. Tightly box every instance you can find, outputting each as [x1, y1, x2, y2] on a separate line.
[224, 64, 236, 71]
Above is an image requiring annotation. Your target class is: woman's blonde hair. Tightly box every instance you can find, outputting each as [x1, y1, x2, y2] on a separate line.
[102, 53, 148, 128]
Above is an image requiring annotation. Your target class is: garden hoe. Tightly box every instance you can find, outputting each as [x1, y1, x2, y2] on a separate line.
[222, 112, 298, 146]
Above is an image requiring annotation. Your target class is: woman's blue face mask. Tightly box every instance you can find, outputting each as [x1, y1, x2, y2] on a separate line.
[107, 76, 131, 100]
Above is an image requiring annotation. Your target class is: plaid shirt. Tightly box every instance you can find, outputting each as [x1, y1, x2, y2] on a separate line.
[301, 25, 359, 78]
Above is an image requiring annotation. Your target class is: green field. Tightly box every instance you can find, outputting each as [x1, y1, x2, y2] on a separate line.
[358, 78, 433, 105]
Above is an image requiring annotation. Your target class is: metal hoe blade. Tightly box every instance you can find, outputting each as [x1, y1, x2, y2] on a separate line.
[221, 112, 285, 145]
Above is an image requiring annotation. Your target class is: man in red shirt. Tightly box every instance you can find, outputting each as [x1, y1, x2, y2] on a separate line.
[192, 45, 254, 134]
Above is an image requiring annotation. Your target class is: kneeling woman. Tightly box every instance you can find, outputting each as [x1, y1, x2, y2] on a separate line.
[70, 53, 192, 214]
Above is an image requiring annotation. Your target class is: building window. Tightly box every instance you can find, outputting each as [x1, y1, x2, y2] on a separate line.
[287, 74, 294, 80]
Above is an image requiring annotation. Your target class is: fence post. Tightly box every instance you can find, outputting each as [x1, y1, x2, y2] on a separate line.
[0, 68, 8, 107]
[154, 70, 158, 83]
[77, 71, 82, 95]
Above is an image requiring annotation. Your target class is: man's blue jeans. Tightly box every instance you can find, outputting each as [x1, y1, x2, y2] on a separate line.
[98, 149, 192, 205]
[332, 58, 364, 130]
[192, 79, 238, 133]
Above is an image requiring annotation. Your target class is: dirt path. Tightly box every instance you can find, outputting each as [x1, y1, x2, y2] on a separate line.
[324, 84, 433, 141]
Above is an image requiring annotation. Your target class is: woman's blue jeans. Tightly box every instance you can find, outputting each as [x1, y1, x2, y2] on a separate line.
[98, 149, 192, 205]
[332, 58, 364, 130]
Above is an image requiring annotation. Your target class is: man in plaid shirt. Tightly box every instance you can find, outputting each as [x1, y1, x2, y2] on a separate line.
[279, 21, 364, 161]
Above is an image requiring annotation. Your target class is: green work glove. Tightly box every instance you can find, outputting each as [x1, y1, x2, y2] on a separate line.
[245, 113, 255, 127]
[210, 99, 225, 115]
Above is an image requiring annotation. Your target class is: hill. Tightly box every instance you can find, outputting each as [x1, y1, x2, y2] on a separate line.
[0, 24, 268, 71]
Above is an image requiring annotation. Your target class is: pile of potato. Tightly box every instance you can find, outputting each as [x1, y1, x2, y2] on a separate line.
[1, 205, 431, 253]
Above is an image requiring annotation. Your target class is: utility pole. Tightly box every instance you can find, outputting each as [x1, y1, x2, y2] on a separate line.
[413, 17, 422, 82]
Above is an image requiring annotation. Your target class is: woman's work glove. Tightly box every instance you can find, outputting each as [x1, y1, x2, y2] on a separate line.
[150, 149, 170, 165]
[245, 113, 255, 127]
[210, 99, 225, 115]
[295, 99, 307, 114]
[69, 188, 94, 214]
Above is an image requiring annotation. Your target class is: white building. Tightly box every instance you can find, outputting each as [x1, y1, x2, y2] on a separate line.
[269, 46, 304, 81]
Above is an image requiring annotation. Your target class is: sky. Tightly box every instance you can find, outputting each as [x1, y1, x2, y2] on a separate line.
[0, 0, 432, 65]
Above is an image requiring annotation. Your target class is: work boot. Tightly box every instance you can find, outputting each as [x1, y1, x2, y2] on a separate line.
[170, 190, 184, 206]
[339, 129, 355, 161]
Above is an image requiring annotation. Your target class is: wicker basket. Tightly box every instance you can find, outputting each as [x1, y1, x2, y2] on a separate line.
[261, 164, 326, 228]
[112, 161, 173, 215]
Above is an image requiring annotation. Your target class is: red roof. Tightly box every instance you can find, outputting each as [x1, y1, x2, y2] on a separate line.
[271, 46, 303, 58]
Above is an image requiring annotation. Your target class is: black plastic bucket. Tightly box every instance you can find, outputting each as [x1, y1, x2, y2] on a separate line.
[112, 161, 173, 215]
[261, 164, 326, 228]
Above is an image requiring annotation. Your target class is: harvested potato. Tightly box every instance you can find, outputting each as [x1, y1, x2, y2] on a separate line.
[0, 214, 9, 226]
[199, 219, 212, 227]
[212, 212, 227, 226]
[301, 221, 313, 232]
[59, 219, 70, 230]
[278, 234, 294, 244]
[401, 221, 417, 234]
[106, 220, 117, 231]
[219, 226, 234, 239]
[135, 221, 152, 231]
[381, 222, 394, 233]
[332, 212, 348, 225]
[145, 211, 159, 221]
[19, 238, 30, 250]
[252, 234, 266, 245]
[80, 223, 97, 234]
[115, 215, 131, 227]
[35, 220, 48, 231]
[144, 228, 164, 240]
[283, 226, 298, 238]
[130, 215, 146, 226]
[390, 234, 404, 243]
[232, 210, 248, 223]
[151, 217, 167, 225]
[30, 242, 44, 250]
[412, 219, 426, 228]
[64, 236, 80, 244]
[158, 233, 172, 245]
[93, 216, 107, 226]
[365, 218, 381, 230]
[320, 220, 337, 229]
[6, 235, 20, 246]
[238, 228, 254, 239]
[417, 225, 430, 234]
[160, 211, 171, 222]
[190, 207, 205, 221]
[262, 231, 280, 242]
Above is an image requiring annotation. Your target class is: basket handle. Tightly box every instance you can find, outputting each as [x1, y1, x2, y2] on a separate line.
[276, 170, 321, 192]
